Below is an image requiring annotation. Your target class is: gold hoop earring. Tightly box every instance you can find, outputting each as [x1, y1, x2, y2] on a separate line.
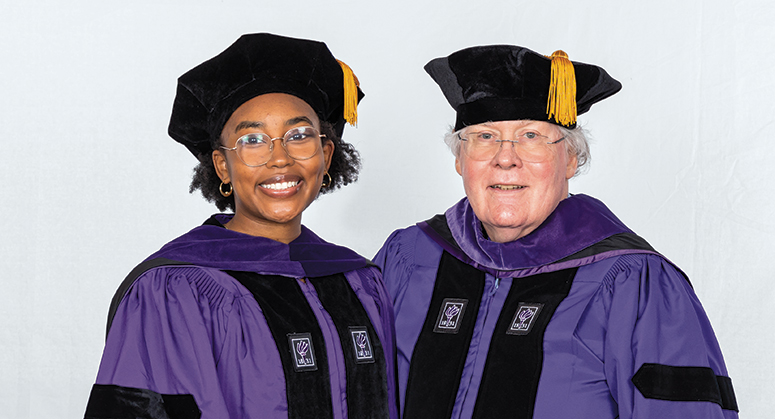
[321, 171, 332, 188]
[219, 182, 233, 197]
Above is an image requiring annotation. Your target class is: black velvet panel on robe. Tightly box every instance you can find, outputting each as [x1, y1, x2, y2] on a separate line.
[308, 274, 389, 418]
[402, 251, 485, 419]
[84, 384, 201, 419]
[227, 271, 334, 419]
[632, 363, 738, 411]
[472, 267, 577, 418]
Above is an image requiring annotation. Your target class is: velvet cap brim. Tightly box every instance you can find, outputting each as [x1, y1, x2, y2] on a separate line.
[425, 45, 621, 130]
[168, 33, 364, 158]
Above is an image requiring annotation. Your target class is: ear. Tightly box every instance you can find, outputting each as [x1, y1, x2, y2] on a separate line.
[212, 150, 231, 184]
[322, 139, 335, 171]
[565, 153, 578, 180]
[455, 156, 463, 176]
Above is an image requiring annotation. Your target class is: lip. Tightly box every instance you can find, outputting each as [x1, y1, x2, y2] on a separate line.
[258, 174, 304, 198]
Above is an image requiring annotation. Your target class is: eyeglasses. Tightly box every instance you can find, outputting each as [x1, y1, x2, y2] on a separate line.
[457, 128, 566, 163]
[220, 126, 326, 167]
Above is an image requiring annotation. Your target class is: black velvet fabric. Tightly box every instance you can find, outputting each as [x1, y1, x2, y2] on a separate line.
[472, 268, 577, 418]
[424, 44, 622, 129]
[717, 376, 739, 412]
[168, 33, 364, 157]
[402, 251, 486, 419]
[632, 363, 739, 411]
[84, 384, 201, 419]
[308, 274, 390, 418]
[558, 232, 656, 262]
[227, 271, 334, 419]
[424, 214, 463, 255]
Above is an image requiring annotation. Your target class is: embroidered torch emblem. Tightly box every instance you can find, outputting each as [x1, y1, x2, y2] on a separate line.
[444, 305, 461, 325]
[349, 326, 375, 363]
[356, 333, 367, 352]
[295, 341, 309, 362]
[517, 307, 536, 327]
[287, 333, 317, 371]
[434, 298, 468, 334]
[507, 303, 545, 335]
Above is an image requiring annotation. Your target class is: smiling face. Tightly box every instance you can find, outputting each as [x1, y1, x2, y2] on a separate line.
[213, 93, 333, 242]
[455, 120, 577, 243]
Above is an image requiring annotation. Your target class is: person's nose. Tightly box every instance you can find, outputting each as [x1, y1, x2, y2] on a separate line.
[494, 140, 524, 169]
[265, 137, 293, 168]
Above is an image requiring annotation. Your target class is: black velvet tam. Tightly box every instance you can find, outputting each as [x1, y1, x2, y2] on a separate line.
[168, 33, 364, 158]
[425, 45, 621, 129]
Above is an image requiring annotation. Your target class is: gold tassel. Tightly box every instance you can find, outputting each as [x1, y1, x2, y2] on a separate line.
[546, 50, 577, 126]
[337, 59, 360, 126]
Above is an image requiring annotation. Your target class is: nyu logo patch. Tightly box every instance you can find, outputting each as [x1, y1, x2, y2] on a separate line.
[349, 326, 375, 363]
[507, 303, 544, 335]
[287, 333, 318, 372]
[433, 298, 468, 334]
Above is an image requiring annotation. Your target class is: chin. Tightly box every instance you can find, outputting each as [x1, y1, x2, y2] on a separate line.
[266, 210, 303, 224]
[487, 209, 529, 227]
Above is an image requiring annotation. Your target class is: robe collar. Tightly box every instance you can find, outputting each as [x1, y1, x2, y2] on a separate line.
[426, 194, 633, 273]
[147, 214, 371, 278]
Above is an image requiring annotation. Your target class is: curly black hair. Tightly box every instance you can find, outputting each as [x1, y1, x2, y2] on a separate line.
[189, 121, 361, 212]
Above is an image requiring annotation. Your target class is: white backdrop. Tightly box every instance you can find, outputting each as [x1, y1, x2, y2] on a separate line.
[1, 0, 772, 417]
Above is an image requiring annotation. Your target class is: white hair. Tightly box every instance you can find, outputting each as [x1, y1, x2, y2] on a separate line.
[442, 122, 592, 177]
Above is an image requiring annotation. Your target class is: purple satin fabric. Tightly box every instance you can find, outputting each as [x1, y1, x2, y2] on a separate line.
[444, 194, 632, 271]
[374, 195, 737, 419]
[147, 213, 370, 278]
[93, 217, 398, 419]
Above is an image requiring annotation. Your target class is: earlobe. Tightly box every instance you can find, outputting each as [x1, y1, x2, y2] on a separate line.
[212, 150, 231, 183]
[565, 155, 578, 179]
[455, 158, 463, 176]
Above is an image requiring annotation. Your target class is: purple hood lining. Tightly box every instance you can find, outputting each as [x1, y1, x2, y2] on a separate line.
[418, 194, 661, 278]
[146, 214, 372, 278]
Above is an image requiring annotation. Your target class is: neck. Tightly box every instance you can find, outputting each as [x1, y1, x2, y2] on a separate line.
[224, 213, 302, 244]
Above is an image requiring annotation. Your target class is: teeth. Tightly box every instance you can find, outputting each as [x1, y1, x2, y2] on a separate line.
[492, 185, 525, 190]
[262, 181, 299, 190]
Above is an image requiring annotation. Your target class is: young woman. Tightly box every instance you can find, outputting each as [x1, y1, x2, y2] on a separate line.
[85, 33, 397, 419]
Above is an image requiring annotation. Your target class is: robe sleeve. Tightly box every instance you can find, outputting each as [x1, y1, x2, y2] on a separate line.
[373, 227, 425, 307]
[601, 254, 738, 419]
[348, 266, 400, 419]
[373, 229, 404, 303]
[87, 266, 239, 418]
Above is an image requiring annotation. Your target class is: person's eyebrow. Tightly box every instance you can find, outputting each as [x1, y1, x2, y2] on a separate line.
[233, 116, 315, 134]
[234, 121, 263, 133]
[286, 116, 315, 126]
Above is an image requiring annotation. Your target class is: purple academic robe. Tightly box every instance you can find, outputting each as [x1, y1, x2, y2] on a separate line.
[86, 215, 398, 419]
[374, 194, 737, 419]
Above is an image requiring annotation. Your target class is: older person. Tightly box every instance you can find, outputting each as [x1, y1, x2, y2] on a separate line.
[85, 33, 397, 419]
[374, 45, 737, 419]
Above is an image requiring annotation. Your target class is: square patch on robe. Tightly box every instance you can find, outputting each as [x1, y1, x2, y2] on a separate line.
[507, 303, 544, 335]
[349, 326, 375, 363]
[287, 333, 318, 372]
[434, 298, 468, 334]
